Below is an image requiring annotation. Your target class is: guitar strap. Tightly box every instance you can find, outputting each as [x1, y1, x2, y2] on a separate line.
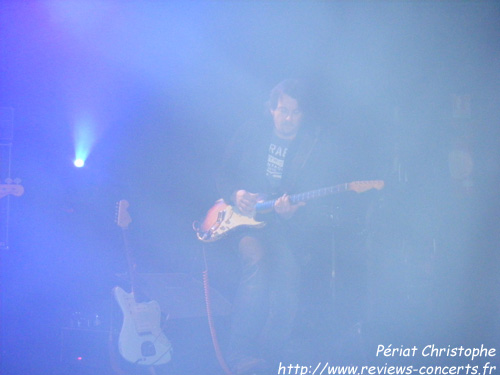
[282, 126, 320, 194]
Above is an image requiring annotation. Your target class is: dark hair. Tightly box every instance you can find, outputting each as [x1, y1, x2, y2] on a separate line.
[267, 79, 308, 111]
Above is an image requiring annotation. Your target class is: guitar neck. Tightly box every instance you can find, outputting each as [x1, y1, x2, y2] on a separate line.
[255, 183, 350, 213]
[121, 228, 138, 295]
[115, 199, 139, 295]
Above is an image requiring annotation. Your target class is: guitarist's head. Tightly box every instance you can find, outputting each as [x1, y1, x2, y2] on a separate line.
[268, 79, 308, 141]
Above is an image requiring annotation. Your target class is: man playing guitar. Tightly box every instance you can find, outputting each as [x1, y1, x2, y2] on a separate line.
[214, 79, 340, 375]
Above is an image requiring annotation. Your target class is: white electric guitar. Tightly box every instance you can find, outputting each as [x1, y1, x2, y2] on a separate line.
[113, 200, 172, 366]
[194, 180, 384, 242]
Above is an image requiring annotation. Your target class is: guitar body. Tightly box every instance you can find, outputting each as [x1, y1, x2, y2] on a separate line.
[195, 199, 265, 242]
[113, 286, 172, 366]
[195, 181, 384, 243]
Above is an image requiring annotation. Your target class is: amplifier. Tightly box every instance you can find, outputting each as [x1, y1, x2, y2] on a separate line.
[59, 327, 115, 375]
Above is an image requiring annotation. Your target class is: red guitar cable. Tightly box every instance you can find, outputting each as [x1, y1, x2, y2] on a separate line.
[202, 246, 233, 375]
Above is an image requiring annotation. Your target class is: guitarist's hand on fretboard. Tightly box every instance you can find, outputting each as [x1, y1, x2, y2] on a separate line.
[274, 193, 305, 220]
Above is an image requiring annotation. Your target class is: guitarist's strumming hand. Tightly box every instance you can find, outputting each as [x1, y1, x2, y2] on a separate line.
[233, 190, 260, 216]
[274, 194, 305, 220]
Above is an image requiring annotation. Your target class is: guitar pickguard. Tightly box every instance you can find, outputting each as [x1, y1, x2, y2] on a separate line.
[195, 200, 265, 242]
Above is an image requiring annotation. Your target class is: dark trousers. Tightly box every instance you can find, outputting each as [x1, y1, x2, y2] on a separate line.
[228, 225, 300, 363]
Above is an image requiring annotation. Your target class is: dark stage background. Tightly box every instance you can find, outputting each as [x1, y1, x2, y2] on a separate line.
[1, 2, 499, 375]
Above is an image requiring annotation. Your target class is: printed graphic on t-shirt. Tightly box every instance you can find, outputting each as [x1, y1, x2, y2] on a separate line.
[266, 137, 290, 189]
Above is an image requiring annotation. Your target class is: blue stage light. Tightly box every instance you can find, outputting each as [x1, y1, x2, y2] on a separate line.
[74, 158, 85, 168]
[73, 117, 95, 169]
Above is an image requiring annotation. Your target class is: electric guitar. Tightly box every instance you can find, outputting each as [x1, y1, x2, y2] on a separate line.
[0, 182, 24, 199]
[194, 180, 384, 242]
[113, 200, 172, 366]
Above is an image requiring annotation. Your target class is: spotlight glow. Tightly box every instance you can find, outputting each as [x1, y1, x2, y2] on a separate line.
[73, 116, 96, 168]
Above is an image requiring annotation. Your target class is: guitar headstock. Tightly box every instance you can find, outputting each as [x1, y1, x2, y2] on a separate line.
[116, 199, 132, 229]
[0, 181, 24, 199]
[348, 180, 385, 193]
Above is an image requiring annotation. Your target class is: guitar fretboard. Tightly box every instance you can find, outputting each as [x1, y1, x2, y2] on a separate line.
[255, 183, 350, 213]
